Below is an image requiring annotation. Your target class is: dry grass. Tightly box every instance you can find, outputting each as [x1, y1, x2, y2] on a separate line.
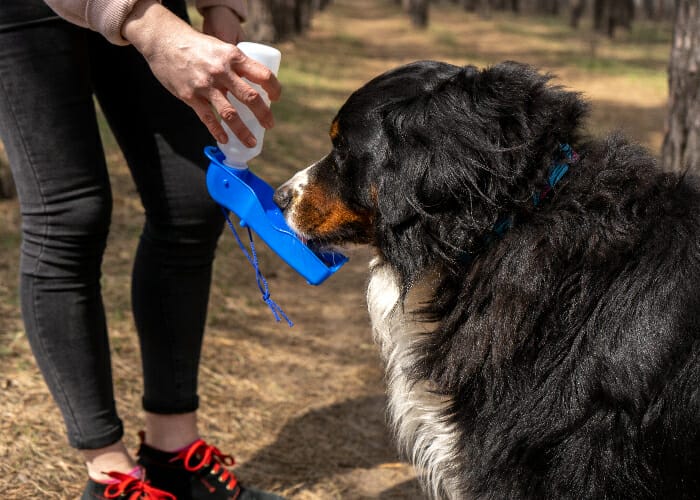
[0, 1, 671, 498]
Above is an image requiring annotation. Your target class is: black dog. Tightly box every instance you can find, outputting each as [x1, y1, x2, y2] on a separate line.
[273, 61, 700, 499]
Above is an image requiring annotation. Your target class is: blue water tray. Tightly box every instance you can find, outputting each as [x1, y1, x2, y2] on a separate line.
[205, 146, 348, 285]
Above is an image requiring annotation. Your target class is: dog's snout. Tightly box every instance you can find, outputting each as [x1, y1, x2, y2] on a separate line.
[273, 184, 293, 211]
[275, 166, 311, 212]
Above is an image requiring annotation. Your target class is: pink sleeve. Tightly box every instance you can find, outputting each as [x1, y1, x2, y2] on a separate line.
[44, 0, 150, 45]
[43, 0, 246, 45]
[195, 0, 247, 21]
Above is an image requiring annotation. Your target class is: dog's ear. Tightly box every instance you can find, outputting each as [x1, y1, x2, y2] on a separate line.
[476, 61, 589, 153]
[375, 64, 505, 227]
[401, 61, 589, 212]
[376, 167, 417, 227]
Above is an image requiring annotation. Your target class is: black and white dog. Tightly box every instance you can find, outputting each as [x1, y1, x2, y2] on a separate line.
[273, 61, 700, 499]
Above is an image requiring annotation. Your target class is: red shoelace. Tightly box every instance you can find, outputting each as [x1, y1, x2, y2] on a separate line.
[103, 471, 175, 500]
[170, 439, 239, 492]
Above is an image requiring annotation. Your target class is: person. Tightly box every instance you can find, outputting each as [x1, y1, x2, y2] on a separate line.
[0, 0, 284, 498]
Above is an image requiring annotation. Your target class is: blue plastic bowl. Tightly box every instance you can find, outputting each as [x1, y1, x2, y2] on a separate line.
[205, 146, 348, 285]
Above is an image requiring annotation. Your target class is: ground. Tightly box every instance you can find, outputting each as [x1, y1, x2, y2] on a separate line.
[0, 1, 671, 498]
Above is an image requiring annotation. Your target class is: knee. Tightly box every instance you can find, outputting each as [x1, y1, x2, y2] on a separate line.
[142, 196, 224, 258]
[20, 189, 112, 274]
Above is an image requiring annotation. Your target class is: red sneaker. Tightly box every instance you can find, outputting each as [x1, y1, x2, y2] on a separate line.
[81, 470, 176, 499]
[137, 435, 284, 500]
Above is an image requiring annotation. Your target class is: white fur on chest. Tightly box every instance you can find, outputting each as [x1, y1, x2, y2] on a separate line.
[367, 257, 463, 500]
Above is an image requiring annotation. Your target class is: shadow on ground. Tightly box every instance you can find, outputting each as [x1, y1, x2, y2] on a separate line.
[236, 395, 422, 498]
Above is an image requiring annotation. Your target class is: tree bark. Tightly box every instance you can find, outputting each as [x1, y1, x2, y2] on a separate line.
[0, 167, 16, 200]
[593, 0, 634, 37]
[0, 145, 15, 200]
[662, 0, 700, 175]
[461, 0, 489, 16]
[570, 0, 586, 28]
[645, 0, 676, 20]
[295, 0, 313, 33]
[246, 0, 305, 43]
[533, 0, 559, 15]
[460, 0, 480, 11]
[402, 0, 430, 28]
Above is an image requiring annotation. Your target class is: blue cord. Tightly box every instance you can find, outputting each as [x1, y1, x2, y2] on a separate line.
[221, 206, 293, 327]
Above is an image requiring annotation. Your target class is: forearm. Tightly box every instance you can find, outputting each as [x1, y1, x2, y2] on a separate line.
[44, 0, 144, 45]
[43, 0, 247, 45]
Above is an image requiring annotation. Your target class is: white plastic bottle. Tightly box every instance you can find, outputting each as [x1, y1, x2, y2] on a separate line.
[217, 42, 281, 168]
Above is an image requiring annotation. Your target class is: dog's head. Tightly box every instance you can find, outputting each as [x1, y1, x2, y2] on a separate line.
[274, 60, 587, 285]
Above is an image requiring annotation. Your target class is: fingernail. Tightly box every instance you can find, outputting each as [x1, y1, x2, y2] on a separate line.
[218, 134, 228, 144]
[245, 136, 257, 147]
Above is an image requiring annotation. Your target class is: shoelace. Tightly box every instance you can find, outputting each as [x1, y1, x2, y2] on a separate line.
[103, 471, 175, 500]
[170, 439, 239, 492]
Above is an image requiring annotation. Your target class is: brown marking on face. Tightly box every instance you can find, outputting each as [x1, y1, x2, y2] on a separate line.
[294, 182, 373, 241]
[329, 119, 340, 141]
[369, 184, 379, 208]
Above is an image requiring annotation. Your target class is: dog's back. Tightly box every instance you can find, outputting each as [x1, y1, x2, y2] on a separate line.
[409, 134, 700, 499]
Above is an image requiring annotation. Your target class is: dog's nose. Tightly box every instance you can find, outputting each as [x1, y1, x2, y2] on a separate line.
[273, 184, 293, 211]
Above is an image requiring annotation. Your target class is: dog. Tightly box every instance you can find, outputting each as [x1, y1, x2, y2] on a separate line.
[273, 61, 700, 499]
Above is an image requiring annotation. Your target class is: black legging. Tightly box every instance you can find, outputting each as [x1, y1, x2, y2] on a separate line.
[0, 0, 224, 449]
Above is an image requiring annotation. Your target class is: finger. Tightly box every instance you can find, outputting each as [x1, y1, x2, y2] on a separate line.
[190, 97, 230, 145]
[234, 58, 282, 102]
[229, 76, 275, 130]
[209, 90, 257, 147]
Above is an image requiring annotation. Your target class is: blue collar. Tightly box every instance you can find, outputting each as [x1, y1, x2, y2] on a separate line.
[532, 143, 578, 206]
[462, 143, 578, 262]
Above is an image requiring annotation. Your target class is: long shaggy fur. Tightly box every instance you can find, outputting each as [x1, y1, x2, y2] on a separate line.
[274, 60, 700, 499]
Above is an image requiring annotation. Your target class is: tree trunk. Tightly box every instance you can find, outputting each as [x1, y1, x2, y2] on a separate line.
[533, 0, 559, 15]
[246, 0, 276, 43]
[593, 0, 634, 37]
[461, 0, 490, 16]
[647, 0, 676, 20]
[593, 0, 603, 30]
[402, 0, 430, 27]
[295, 0, 313, 33]
[642, 0, 656, 18]
[570, 0, 586, 27]
[662, 0, 700, 175]
[246, 0, 303, 43]
[0, 145, 15, 200]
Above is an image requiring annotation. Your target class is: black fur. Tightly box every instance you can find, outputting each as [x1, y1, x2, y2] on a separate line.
[278, 60, 700, 498]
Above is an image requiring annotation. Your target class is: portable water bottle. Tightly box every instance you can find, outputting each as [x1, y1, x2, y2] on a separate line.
[205, 42, 348, 286]
[217, 42, 282, 168]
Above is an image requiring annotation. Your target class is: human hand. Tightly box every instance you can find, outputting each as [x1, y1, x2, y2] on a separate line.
[202, 6, 245, 44]
[122, 0, 281, 146]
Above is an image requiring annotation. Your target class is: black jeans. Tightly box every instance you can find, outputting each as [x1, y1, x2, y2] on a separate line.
[0, 0, 224, 449]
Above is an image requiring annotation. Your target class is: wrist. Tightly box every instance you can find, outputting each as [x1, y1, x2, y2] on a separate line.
[122, 0, 186, 56]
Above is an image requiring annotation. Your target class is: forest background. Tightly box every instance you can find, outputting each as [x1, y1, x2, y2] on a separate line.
[0, 0, 694, 498]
